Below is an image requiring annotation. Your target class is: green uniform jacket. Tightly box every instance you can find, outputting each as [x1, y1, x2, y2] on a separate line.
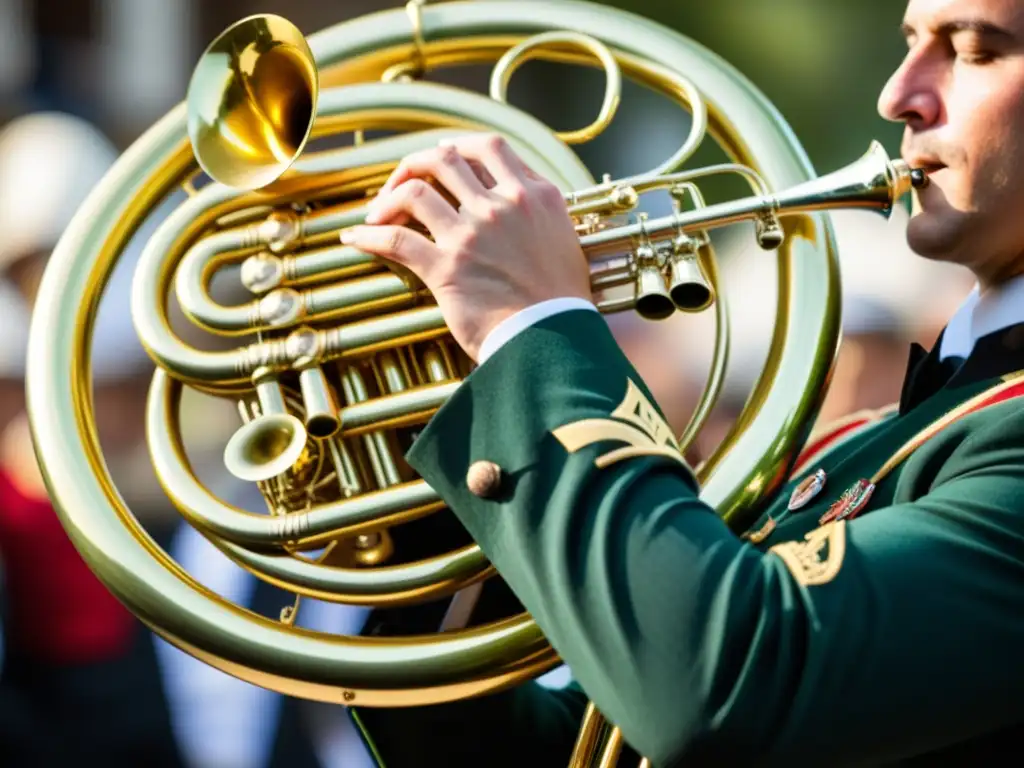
[353, 309, 1024, 767]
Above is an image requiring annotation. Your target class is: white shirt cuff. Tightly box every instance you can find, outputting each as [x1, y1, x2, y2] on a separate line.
[477, 297, 598, 364]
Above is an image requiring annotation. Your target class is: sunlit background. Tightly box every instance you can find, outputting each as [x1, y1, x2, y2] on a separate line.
[0, 1, 977, 766]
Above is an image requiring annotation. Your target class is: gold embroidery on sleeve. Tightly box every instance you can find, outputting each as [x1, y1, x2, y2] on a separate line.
[551, 379, 689, 470]
[767, 520, 846, 586]
[611, 379, 680, 451]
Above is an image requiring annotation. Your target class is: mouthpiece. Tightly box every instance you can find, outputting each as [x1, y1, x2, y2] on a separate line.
[910, 168, 929, 189]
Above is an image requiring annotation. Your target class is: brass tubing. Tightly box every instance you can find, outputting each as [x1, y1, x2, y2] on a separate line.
[423, 347, 449, 384]
[590, 267, 634, 293]
[298, 366, 340, 438]
[486, 30, 708, 176]
[379, 352, 407, 393]
[338, 381, 459, 432]
[255, 376, 288, 417]
[579, 142, 919, 262]
[320, 306, 447, 360]
[595, 295, 636, 314]
[305, 273, 419, 320]
[596, 731, 624, 768]
[571, 163, 770, 207]
[343, 367, 402, 489]
[148, 371, 442, 546]
[327, 437, 363, 497]
[175, 204, 363, 333]
[569, 703, 611, 767]
[209, 260, 638, 335]
[279, 243, 379, 285]
[178, 162, 781, 337]
[348, 350, 410, 565]
[133, 86, 592, 388]
[176, 127, 584, 329]
[678, 242, 728, 453]
[217, 538, 493, 605]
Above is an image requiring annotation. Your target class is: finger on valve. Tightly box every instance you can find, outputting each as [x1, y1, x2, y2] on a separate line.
[374, 145, 491, 203]
[363, 179, 460, 233]
[437, 135, 534, 187]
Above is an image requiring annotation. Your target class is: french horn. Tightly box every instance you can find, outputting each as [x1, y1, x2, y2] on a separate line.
[25, 1, 924, 765]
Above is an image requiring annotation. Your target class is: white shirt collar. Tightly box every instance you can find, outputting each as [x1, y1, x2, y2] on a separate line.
[939, 272, 1024, 361]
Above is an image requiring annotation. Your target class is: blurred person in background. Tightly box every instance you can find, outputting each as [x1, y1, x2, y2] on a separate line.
[0, 111, 183, 766]
[0, 111, 383, 768]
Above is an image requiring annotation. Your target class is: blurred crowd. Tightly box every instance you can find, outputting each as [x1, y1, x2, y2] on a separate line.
[0, 0, 977, 766]
[0, 110, 386, 767]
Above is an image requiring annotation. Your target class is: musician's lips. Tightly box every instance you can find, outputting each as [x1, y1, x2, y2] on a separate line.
[906, 159, 946, 194]
[907, 158, 947, 176]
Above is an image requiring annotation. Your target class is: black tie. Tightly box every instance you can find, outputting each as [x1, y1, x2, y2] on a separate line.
[899, 342, 965, 414]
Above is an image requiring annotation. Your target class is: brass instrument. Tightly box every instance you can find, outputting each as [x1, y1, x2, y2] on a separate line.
[25, 2, 925, 765]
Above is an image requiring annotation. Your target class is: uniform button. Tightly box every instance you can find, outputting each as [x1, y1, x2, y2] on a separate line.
[466, 460, 503, 498]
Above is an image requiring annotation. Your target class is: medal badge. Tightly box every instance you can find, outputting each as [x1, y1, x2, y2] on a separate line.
[787, 468, 826, 511]
[743, 516, 777, 544]
[750, 374, 1024, 544]
[819, 479, 876, 525]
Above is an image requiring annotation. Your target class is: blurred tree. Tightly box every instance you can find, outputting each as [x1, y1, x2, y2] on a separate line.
[592, 0, 909, 172]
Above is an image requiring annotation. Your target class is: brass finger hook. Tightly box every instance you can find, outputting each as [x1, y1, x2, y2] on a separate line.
[382, 0, 429, 82]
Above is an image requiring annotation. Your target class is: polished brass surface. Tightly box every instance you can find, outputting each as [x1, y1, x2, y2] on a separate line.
[187, 14, 319, 191]
[25, 2, 924, 766]
[223, 411, 308, 483]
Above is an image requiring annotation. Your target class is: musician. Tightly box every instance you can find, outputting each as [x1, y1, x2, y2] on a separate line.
[340, 0, 1024, 764]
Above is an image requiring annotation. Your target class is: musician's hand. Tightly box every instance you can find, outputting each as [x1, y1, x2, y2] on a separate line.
[340, 134, 592, 360]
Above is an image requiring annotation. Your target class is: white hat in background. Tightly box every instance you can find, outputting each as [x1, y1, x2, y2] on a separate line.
[0, 112, 118, 271]
[0, 111, 155, 382]
[0, 277, 30, 377]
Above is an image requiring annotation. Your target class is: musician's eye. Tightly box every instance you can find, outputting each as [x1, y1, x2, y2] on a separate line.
[957, 49, 996, 65]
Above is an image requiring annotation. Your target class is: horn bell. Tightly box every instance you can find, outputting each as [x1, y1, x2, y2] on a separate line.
[223, 412, 308, 483]
[187, 13, 318, 191]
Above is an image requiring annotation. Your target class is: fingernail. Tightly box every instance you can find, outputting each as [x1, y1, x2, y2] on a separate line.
[340, 228, 355, 244]
[438, 138, 454, 147]
[363, 209, 380, 224]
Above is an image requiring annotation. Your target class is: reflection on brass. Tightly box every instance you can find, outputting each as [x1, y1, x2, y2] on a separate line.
[224, 373, 309, 485]
[297, 366, 340, 438]
[324, 530, 396, 569]
[26, 5, 926, 766]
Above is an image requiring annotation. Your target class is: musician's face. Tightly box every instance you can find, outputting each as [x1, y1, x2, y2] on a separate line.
[878, 0, 1024, 286]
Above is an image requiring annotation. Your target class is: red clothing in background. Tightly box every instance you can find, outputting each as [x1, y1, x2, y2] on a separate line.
[0, 468, 135, 662]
